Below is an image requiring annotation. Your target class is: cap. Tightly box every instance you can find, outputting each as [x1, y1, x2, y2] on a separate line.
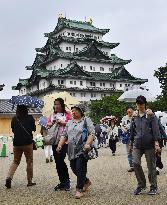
[71, 104, 85, 114]
[136, 95, 147, 104]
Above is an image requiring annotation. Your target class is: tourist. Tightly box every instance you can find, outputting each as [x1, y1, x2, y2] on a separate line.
[5, 105, 36, 188]
[56, 104, 95, 199]
[40, 126, 53, 163]
[121, 106, 134, 172]
[95, 123, 102, 148]
[47, 98, 72, 191]
[129, 96, 160, 195]
[108, 116, 119, 156]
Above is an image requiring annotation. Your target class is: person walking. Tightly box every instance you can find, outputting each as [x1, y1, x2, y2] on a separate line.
[47, 98, 72, 191]
[108, 116, 119, 156]
[56, 104, 95, 199]
[129, 96, 160, 195]
[40, 126, 53, 163]
[121, 106, 134, 172]
[5, 105, 36, 188]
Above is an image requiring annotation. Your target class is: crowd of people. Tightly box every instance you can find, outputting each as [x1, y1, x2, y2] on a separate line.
[4, 95, 167, 199]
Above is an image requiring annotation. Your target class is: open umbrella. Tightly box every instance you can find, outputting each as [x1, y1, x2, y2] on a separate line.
[118, 87, 156, 102]
[9, 96, 44, 108]
[42, 91, 79, 116]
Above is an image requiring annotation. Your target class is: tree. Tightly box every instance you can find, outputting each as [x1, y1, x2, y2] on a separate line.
[148, 63, 167, 111]
[89, 93, 133, 123]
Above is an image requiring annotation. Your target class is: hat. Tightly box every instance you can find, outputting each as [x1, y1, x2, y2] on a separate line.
[107, 116, 116, 121]
[71, 104, 85, 114]
[136, 95, 147, 104]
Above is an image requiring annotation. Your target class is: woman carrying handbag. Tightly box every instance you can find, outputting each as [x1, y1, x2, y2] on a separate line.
[5, 105, 36, 188]
[57, 104, 95, 199]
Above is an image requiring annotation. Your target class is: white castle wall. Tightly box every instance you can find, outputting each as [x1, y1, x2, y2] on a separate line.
[59, 42, 87, 53]
[46, 59, 70, 70]
[55, 28, 103, 41]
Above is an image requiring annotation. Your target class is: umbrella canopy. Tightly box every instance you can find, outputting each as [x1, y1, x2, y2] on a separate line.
[39, 116, 48, 127]
[42, 91, 79, 116]
[118, 88, 156, 102]
[9, 96, 44, 108]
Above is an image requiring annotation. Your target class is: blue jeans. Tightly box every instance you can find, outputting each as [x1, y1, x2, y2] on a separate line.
[126, 143, 133, 168]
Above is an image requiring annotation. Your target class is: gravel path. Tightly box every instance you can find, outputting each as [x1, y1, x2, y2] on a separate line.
[1, 144, 167, 205]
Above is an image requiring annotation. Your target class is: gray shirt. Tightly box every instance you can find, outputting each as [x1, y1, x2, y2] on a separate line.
[62, 117, 95, 160]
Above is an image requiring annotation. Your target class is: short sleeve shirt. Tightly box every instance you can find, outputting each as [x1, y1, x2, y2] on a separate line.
[62, 117, 95, 160]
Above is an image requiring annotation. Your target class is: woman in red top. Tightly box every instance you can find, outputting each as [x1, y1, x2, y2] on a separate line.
[47, 98, 72, 191]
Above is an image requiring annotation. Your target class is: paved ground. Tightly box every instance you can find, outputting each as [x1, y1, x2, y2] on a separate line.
[1, 143, 167, 205]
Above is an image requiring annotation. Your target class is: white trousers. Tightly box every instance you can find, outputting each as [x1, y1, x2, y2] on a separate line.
[44, 145, 53, 159]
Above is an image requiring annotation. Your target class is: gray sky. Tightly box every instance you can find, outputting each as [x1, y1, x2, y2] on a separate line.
[0, 0, 167, 99]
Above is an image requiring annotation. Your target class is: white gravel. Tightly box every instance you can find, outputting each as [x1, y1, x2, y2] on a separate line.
[1, 143, 167, 205]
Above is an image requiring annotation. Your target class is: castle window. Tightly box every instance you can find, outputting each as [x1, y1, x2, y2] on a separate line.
[90, 82, 96, 87]
[66, 47, 68, 51]
[76, 48, 78, 52]
[71, 33, 75, 36]
[91, 93, 96, 98]
[120, 84, 122, 87]
[103, 83, 105, 87]
[68, 33, 70, 36]
[61, 64, 63, 67]
[58, 80, 64, 85]
[80, 81, 83, 86]
[90, 66, 92, 70]
[70, 81, 73, 85]
[100, 67, 104, 71]
[93, 67, 95, 71]
[81, 93, 86, 97]
[100, 83, 102, 87]
[69, 47, 71, 51]
[74, 81, 76, 85]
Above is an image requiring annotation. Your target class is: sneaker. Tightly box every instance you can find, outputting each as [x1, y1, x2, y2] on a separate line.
[27, 182, 36, 187]
[75, 191, 83, 199]
[46, 158, 49, 163]
[62, 181, 71, 191]
[134, 187, 146, 195]
[83, 179, 92, 192]
[5, 178, 12, 189]
[54, 182, 70, 191]
[54, 183, 64, 191]
[148, 188, 157, 195]
[128, 167, 134, 172]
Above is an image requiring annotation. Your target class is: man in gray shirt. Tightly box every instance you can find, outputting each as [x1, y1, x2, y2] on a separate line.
[130, 96, 160, 195]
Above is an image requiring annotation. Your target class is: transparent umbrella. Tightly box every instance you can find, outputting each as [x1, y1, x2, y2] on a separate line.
[118, 88, 156, 102]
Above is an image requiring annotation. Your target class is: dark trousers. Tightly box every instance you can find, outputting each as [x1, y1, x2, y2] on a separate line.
[52, 144, 70, 184]
[133, 148, 157, 189]
[70, 156, 88, 190]
[109, 139, 117, 153]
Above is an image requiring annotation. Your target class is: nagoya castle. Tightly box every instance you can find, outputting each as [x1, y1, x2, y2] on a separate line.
[13, 15, 147, 101]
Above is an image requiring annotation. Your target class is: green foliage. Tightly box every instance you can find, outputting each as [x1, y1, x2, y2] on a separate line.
[149, 63, 167, 111]
[89, 93, 134, 123]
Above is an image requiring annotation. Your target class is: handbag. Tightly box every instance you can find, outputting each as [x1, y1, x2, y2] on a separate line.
[16, 118, 37, 150]
[43, 123, 60, 145]
[81, 118, 98, 160]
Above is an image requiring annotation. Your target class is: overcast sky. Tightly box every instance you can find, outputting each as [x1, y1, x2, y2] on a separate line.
[0, 0, 167, 99]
